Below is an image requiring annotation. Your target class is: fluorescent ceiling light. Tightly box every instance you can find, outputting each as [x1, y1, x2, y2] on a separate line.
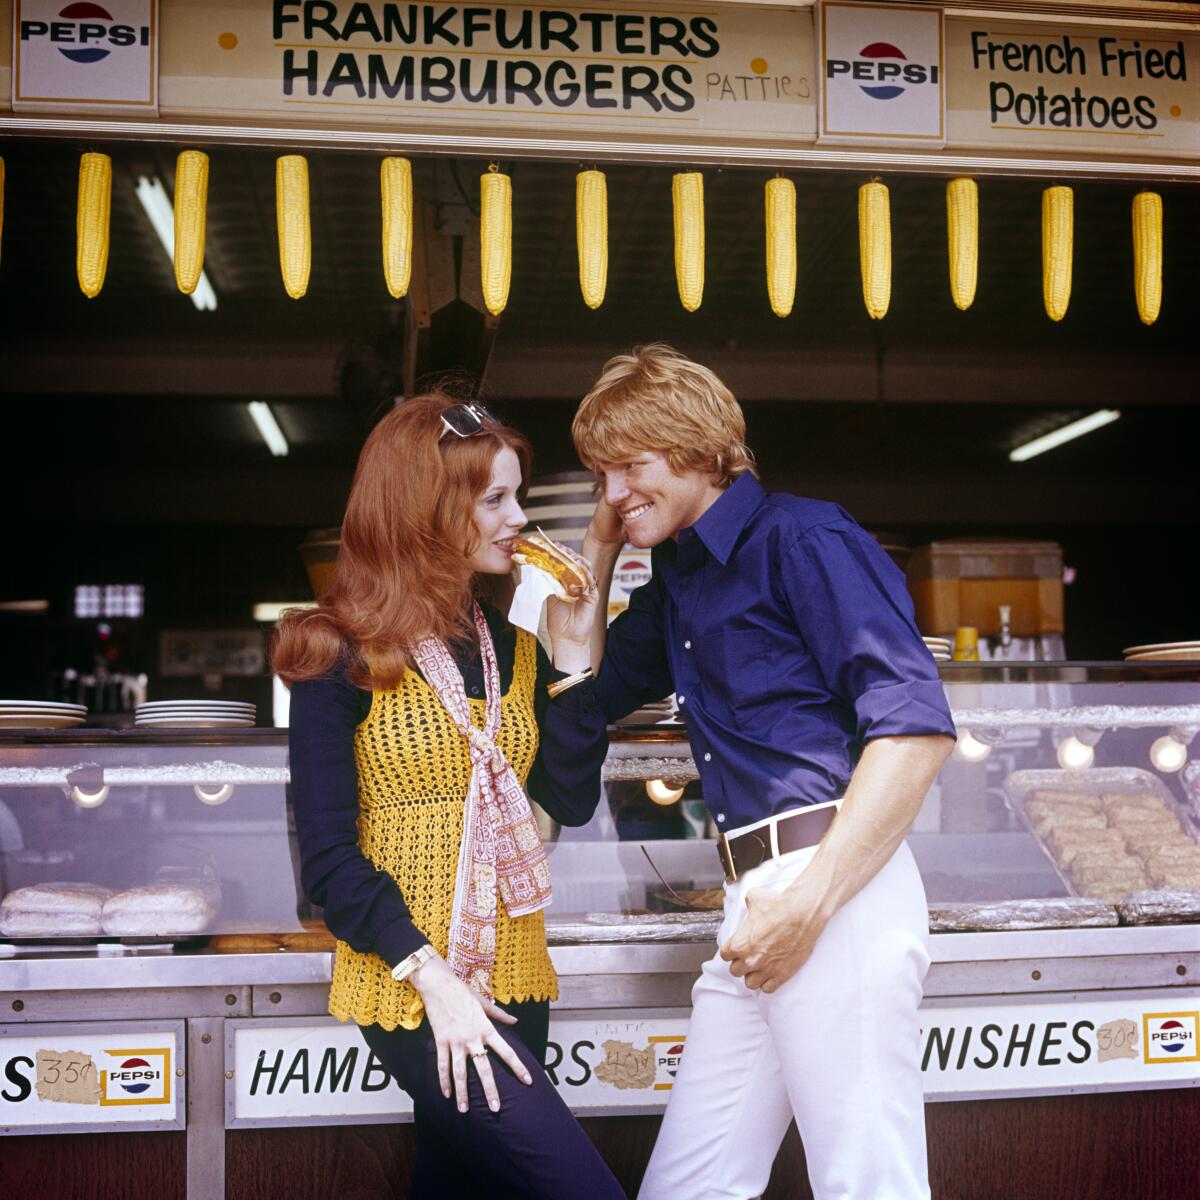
[135, 175, 218, 312]
[248, 401, 289, 457]
[1008, 409, 1121, 463]
[253, 601, 316, 622]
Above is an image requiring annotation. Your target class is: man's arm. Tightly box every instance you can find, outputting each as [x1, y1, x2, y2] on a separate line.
[721, 733, 952, 991]
[580, 498, 624, 672]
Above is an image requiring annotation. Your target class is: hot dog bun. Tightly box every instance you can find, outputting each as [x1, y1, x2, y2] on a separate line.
[513, 531, 594, 599]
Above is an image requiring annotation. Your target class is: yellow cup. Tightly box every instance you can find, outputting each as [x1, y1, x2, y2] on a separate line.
[953, 626, 980, 662]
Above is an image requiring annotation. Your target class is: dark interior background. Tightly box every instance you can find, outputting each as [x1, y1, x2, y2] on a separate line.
[1, 141, 1197, 703]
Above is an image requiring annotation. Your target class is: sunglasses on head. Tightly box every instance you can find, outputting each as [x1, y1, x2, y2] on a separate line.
[439, 402, 496, 440]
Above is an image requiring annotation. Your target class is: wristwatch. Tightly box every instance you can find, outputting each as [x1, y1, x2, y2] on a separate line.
[390, 943, 438, 983]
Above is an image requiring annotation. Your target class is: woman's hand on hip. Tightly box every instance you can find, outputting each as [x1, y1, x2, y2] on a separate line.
[410, 955, 534, 1112]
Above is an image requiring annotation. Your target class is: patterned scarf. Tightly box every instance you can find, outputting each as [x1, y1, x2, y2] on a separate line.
[408, 603, 553, 999]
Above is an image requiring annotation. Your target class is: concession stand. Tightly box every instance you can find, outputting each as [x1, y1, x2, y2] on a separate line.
[2, 1, 1199, 1198]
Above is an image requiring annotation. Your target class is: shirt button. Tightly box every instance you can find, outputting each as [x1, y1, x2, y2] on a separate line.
[684, 640, 692, 650]
[716, 814, 725, 823]
[703, 752, 712, 763]
[470, 686, 480, 696]
[678, 695, 685, 705]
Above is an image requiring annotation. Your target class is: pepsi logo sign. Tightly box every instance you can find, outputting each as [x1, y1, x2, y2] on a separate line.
[826, 42, 939, 100]
[108, 1056, 159, 1094]
[1143, 1013, 1199, 1064]
[19, 3, 151, 64]
[655, 1043, 685, 1079]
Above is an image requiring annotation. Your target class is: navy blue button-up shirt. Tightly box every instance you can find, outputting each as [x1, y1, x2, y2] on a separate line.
[596, 474, 956, 827]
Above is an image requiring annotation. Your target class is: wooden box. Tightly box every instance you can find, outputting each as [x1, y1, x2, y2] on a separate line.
[907, 539, 1064, 637]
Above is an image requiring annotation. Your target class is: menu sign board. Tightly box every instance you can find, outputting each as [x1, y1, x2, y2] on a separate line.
[11, 0, 158, 114]
[155, 0, 817, 142]
[0, 1021, 183, 1134]
[2, 0, 1197, 165]
[945, 18, 1199, 159]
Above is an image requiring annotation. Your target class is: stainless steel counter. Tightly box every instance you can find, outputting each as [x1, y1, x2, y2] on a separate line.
[3, 923, 1197, 999]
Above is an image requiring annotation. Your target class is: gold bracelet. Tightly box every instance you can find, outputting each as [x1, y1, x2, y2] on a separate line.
[390, 943, 437, 983]
[547, 667, 593, 700]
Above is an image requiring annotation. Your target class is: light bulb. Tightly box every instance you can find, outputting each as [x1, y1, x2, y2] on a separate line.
[194, 783, 234, 806]
[1057, 736, 1095, 771]
[71, 784, 109, 809]
[954, 731, 992, 763]
[645, 779, 685, 806]
[1149, 735, 1188, 774]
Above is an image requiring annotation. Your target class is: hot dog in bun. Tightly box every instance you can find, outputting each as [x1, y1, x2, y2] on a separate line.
[512, 531, 595, 600]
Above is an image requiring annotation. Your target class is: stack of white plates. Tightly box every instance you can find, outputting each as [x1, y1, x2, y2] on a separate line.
[1122, 641, 1200, 663]
[0, 700, 88, 729]
[923, 637, 952, 663]
[135, 701, 256, 728]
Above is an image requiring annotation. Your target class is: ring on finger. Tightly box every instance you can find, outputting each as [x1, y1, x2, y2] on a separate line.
[470, 1049, 489, 1059]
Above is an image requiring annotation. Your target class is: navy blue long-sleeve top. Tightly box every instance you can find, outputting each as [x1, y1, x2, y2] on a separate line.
[288, 605, 607, 968]
[596, 473, 956, 831]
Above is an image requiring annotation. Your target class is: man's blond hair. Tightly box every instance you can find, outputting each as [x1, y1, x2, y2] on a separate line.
[572, 344, 757, 486]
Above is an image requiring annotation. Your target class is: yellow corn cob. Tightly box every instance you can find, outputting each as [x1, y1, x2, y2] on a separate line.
[946, 177, 978, 312]
[173, 150, 209, 295]
[276, 155, 311, 299]
[480, 165, 512, 316]
[1041, 185, 1073, 322]
[380, 156, 412, 299]
[576, 169, 607, 309]
[1132, 190, 1162, 326]
[764, 176, 796, 318]
[76, 151, 112, 299]
[673, 171, 704, 312]
[858, 180, 890, 320]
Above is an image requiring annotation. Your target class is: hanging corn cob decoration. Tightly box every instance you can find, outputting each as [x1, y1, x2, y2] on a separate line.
[276, 155, 311, 299]
[575, 168, 607, 309]
[76, 151, 112, 299]
[672, 171, 704, 311]
[480, 164, 512, 316]
[1131, 190, 1162, 326]
[764, 176, 796, 318]
[380, 156, 412, 299]
[1041, 185, 1073, 322]
[946, 177, 978, 312]
[173, 150, 209, 295]
[858, 179, 890, 320]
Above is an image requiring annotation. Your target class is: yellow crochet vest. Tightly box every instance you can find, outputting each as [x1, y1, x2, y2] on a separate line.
[327, 628, 557, 1031]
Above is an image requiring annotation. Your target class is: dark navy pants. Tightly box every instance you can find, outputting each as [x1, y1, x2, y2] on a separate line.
[360, 999, 626, 1200]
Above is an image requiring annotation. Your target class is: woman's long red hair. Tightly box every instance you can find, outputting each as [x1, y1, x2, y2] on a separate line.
[272, 392, 531, 690]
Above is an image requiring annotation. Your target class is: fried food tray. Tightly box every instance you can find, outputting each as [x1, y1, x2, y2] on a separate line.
[1005, 767, 1199, 899]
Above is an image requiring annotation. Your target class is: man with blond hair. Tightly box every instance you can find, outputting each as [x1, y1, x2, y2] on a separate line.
[573, 344, 955, 1200]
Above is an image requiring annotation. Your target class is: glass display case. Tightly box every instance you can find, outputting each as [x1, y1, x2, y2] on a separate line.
[541, 663, 1200, 935]
[0, 730, 300, 944]
[1, 665, 1197, 947]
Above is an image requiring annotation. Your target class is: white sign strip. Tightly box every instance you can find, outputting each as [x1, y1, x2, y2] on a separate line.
[920, 996, 1200, 1096]
[229, 994, 1200, 1125]
[1, 1022, 183, 1132]
[229, 1013, 691, 1124]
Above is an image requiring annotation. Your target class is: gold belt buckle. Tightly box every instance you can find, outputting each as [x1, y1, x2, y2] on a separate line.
[717, 832, 739, 884]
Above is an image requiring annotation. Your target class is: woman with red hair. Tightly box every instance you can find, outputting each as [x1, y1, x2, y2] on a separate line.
[275, 393, 623, 1198]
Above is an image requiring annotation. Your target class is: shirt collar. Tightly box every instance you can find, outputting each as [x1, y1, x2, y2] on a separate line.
[687, 473, 765, 566]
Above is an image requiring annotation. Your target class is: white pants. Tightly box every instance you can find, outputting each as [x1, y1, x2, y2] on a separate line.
[638, 840, 932, 1200]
